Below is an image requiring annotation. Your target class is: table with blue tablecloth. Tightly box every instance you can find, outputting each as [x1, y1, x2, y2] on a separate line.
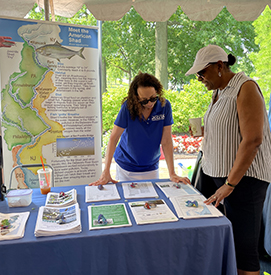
[0, 180, 237, 275]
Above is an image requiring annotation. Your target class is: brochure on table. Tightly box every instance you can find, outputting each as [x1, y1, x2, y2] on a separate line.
[0, 212, 30, 241]
[170, 194, 223, 219]
[88, 203, 132, 230]
[155, 181, 200, 198]
[45, 189, 77, 207]
[122, 181, 158, 199]
[85, 184, 120, 202]
[34, 203, 81, 237]
[128, 199, 178, 225]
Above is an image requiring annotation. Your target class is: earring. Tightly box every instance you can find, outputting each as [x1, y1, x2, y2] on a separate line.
[218, 72, 221, 77]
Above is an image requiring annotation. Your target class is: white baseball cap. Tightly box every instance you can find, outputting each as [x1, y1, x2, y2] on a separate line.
[185, 45, 228, 76]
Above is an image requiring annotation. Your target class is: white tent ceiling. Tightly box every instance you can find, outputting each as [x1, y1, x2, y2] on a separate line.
[0, 0, 270, 22]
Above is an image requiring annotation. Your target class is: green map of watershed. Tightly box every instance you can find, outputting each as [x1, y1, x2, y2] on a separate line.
[0, 18, 101, 188]
[1, 42, 65, 188]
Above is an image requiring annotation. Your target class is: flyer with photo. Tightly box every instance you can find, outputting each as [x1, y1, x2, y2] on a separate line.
[128, 199, 178, 225]
[88, 203, 132, 230]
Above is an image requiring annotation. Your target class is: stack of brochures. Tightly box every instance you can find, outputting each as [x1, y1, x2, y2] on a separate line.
[0, 212, 30, 241]
[34, 203, 81, 237]
[45, 188, 77, 207]
[35, 189, 81, 237]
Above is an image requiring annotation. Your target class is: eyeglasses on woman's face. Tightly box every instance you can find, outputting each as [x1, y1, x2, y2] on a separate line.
[139, 95, 158, 105]
[196, 62, 217, 79]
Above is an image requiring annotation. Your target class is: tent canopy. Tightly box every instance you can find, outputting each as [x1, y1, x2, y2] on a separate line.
[0, 0, 270, 22]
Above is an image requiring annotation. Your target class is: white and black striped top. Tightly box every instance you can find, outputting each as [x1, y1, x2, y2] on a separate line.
[202, 72, 271, 182]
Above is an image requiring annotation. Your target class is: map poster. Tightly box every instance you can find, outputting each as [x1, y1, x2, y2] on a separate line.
[0, 17, 102, 188]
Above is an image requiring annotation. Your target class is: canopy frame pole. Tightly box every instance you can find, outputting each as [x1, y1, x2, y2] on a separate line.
[44, 0, 50, 21]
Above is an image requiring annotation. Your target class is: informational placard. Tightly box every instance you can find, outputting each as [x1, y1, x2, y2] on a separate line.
[122, 181, 158, 199]
[0, 17, 102, 188]
[85, 184, 120, 203]
[155, 181, 200, 198]
[88, 203, 132, 230]
[170, 195, 223, 219]
[128, 199, 178, 225]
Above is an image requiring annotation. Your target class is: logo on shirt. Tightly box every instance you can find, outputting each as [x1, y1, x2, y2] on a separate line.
[151, 114, 165, 121]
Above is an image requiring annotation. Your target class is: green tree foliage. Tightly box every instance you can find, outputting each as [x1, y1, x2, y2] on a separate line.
[249, 6, 271, 108]
[27, 5, 258, 90]
[101, 87, 127, 132]
[102, 8, 155, 84]
[101, 6, 258, 89]
[167, 7, 258, 89]
[26, 4, 96, 26]
[165, 80, 212, 133]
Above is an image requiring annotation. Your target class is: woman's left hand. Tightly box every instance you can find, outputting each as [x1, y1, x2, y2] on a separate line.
[170, 173, 191, 185]
[204, 184, 234, 208]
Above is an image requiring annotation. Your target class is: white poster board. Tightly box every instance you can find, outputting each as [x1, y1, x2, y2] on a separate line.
[0, 17, 102, 188]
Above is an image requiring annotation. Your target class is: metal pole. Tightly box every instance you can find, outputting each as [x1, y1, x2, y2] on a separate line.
[97, 20, 103, 146]
[44, 0, 50, 21]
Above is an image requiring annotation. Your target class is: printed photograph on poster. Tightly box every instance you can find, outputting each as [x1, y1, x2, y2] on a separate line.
[56, 137, 95, 157]
[0, 17, 102, 188]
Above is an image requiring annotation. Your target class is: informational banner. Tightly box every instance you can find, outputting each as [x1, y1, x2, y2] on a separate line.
[0, 17, 102, 188]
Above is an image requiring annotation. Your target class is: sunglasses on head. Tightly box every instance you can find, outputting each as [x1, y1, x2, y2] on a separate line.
[139, 95, 159, 105]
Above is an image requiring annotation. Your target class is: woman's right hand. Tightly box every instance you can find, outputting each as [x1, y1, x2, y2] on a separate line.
[88, 170, 118, 186]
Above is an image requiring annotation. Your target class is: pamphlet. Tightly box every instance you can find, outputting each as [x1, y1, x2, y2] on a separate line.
[85, 184, 120, 203]
[155, 181, 200, 198]
[122, 181, 158, 199]
[128, 199, 178, 225]
[45, 189, 77, 207]
[88, 203, 132, 230]
[170, 194, 223, 219]
[34, 203, 81, 237]
[0, 212, 30, 241]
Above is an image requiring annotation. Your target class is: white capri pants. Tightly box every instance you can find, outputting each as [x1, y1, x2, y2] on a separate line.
[115, 163, 159, 181]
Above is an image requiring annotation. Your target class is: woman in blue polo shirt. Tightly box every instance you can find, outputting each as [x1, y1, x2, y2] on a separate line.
[90, 72, 190, 185]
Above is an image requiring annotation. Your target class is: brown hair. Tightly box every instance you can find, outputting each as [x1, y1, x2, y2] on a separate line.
[122, 72, 165, 120]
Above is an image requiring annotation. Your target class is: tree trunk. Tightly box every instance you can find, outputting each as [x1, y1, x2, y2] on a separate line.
[155, 21, 168, 90]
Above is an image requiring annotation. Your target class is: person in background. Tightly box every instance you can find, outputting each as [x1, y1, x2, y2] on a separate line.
[90, 72, 190, 186]
[186, 44, 271, 275]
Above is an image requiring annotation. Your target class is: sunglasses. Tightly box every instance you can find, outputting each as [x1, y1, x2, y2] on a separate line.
[196, 62, 217, 79]
[139, 95, 159, 105]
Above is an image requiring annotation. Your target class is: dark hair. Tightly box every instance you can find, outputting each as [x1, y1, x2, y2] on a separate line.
[122, 72, 165, 120]
[225, 53, 236, 67]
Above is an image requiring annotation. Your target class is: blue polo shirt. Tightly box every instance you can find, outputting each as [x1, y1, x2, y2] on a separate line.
[113, 99, 173, 172]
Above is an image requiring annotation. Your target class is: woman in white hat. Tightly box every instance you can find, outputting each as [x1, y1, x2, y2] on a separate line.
[186, 44, 271, 275]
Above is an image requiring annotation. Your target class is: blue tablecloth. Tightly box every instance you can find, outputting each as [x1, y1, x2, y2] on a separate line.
[0, 180, 237, 275]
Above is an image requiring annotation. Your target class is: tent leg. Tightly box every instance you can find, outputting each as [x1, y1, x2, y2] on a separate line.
[44, 0, 50, 21]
